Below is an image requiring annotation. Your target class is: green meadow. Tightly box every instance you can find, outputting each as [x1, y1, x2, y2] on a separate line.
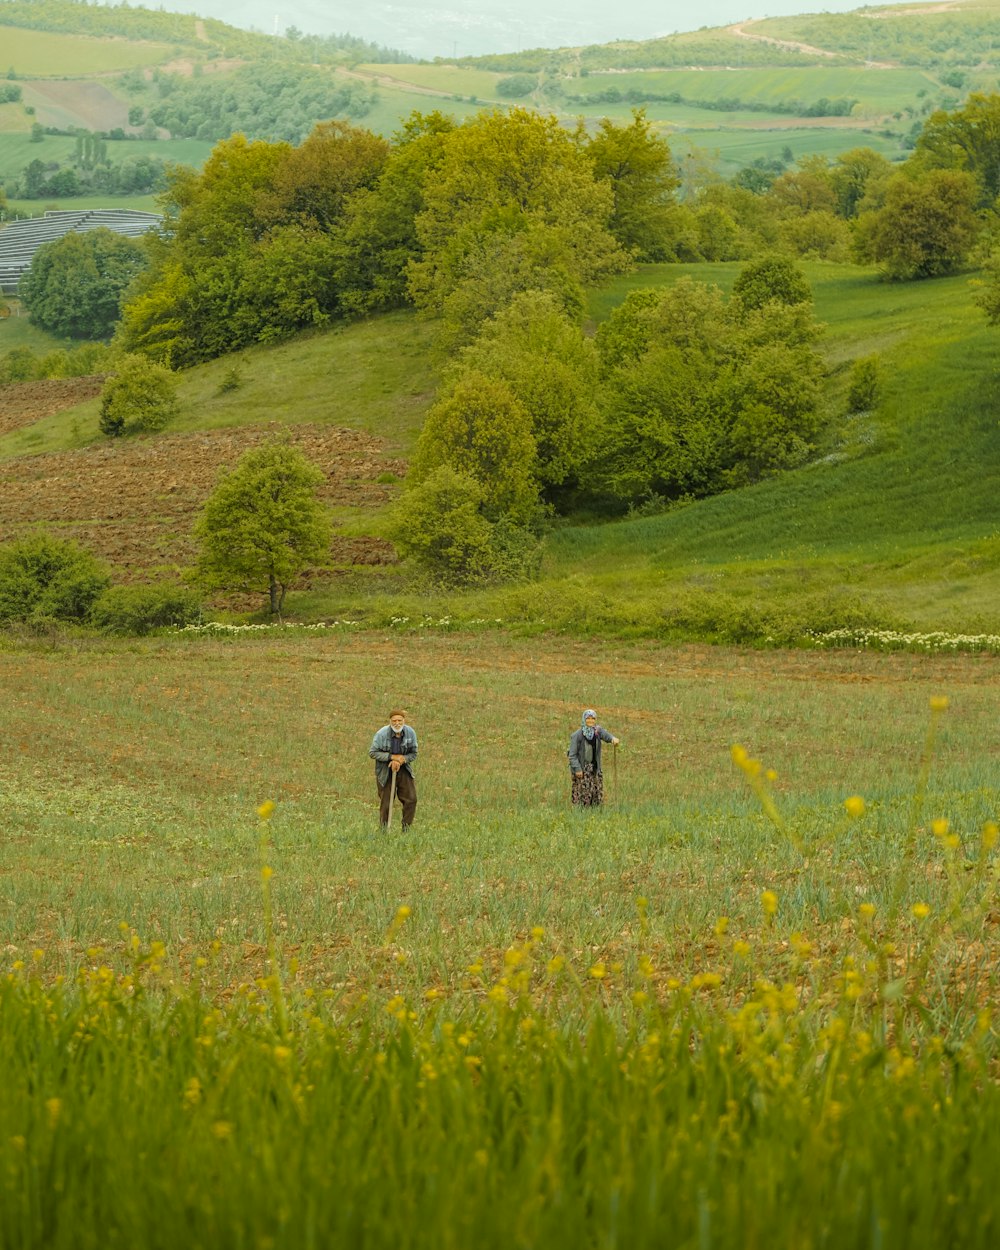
[1, 632, 999, 1247]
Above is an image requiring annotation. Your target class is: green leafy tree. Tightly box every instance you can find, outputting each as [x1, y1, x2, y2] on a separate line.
[254, 120, 389, 232]
[828, 147, 892, 219]
[194, 442, 332, 618]
[854, 169, 979, 279]
[408, 108, 627, 334]
[0, 534, 110, 625]
[411, 371, 539, 524]
[731, 255, 812, 312]
[390, 465, 494, 585]
[19, 229, 149, 340]
[913, 93, 1000, 209]
[333, 111, 456, 315]
[582, 109, 681, 261]
[592, 277, 823, 505]
[99, 354, 179, 436]
[456, 289, 600, 495]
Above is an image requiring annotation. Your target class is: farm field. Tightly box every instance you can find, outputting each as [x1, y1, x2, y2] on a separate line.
[564, 65, 936, 114]
[2, 632, 999, 1246]
[0, 27, 173, 76]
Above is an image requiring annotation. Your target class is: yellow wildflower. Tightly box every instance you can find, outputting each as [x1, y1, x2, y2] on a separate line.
[760, 890, 778, 917]
[929, 695, 949, 712]
[844, 795, 866, 818]
[211, 1121, 233, 1140]
[912, 902, 931, 920]
[256, 800, 276, 821]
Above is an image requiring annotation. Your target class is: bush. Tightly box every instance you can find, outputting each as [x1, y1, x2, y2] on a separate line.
[731, 255, 812, 311]
[847, 355, 882, 413]
[0, 347, 39, 383]
[496, 74, 538, 99]
[391, 465, 540, 587]
[89, 582, 202, 634]
[0, 534, 110, 624]
[99, 354, 180, 436]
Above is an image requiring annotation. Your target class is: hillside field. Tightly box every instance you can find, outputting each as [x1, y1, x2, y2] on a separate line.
[4, 257, 995, 637]
[0, 26, 173, 76]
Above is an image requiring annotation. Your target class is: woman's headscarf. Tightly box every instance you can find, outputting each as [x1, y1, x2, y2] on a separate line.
[581, 709, 597, 741]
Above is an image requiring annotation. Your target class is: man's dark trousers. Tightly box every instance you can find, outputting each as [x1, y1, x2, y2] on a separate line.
[378, 769, 417, 828]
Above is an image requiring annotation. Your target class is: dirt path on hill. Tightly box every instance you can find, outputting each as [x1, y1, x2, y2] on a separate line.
[726, 20, 897, 69]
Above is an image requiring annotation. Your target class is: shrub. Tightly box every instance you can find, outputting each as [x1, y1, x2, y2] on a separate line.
[731, 254, 812, 311]
[89, 582, 201, 634]
[847, 355, 882, 413]
[0, 534, 110, 624]
[496, 74, 537, 99]
[391, 465, 540, 587]
[99, 354, 180, 437]
[0, 347, 39, 383]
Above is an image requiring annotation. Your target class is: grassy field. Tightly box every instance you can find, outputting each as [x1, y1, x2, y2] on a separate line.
[0, 311, 441, 459]
[0, 26, 173, 76]
[358, 62, 506, 100]
[0, 132, 213, 185]
[565, 66, 936, 114]
[1, 632, 999, 1245]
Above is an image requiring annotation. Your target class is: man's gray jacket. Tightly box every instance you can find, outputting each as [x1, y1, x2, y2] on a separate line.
[369, 724, 418, 788]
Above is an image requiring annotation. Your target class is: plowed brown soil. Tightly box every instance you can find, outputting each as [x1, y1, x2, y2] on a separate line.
[0, 378, 105, 437]
[0, 398, 404, 579]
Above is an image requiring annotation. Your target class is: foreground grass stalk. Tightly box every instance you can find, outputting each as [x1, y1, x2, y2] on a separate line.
[256, 799, 288, 1040]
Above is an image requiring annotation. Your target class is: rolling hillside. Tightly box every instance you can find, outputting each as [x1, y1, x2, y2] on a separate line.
[1, 258, 998, 637]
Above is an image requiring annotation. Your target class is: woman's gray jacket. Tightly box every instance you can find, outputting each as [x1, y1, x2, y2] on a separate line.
[369, 725, 418, 788]
[568, 727, 614, 776]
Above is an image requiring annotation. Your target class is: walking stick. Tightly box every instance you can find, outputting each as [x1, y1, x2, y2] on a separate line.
[386, 767, 398, 830]
[613, 742, 619, 808]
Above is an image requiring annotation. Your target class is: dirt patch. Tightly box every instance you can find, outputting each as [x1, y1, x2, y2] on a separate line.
[0, 424, 404, 577]
[0, 378, 106, 438]
[22, 80, 134, 132]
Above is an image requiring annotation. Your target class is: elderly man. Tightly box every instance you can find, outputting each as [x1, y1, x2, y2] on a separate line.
[369, 708, 418, 830]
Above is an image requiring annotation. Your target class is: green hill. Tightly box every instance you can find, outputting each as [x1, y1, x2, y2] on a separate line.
[2, 257, 997, 639]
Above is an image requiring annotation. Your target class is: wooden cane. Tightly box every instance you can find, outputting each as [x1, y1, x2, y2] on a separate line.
[386, 767, 398, 829]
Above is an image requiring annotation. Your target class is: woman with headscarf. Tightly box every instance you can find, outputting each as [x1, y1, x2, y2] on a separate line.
[567, 709, 620, 807]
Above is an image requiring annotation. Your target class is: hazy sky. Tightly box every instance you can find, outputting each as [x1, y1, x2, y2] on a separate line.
[183, 0, 873, 59]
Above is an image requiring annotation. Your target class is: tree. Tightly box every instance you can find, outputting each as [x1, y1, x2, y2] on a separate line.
[390, 465, 541, 587]
[914, 92, 1000, 208]
[333, 111, 456, 315]
[194, 442, 332, 617]
[390, 465, 494, 585]
[254, 120, 389, 232]
[19, 229, 149, 340]
[828, 147, 892, 219]
[582, 109, 681, 261]
[99, 354, 179, 436]
[731, 255, 812, 312]
[411, 371, 539, 523]
[0, 534, 110, 625]
[456, 290, 600, 495]
[854, 169, 979, 279]
[591, 277, 823, 505]
[408, 108, 627, 333]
